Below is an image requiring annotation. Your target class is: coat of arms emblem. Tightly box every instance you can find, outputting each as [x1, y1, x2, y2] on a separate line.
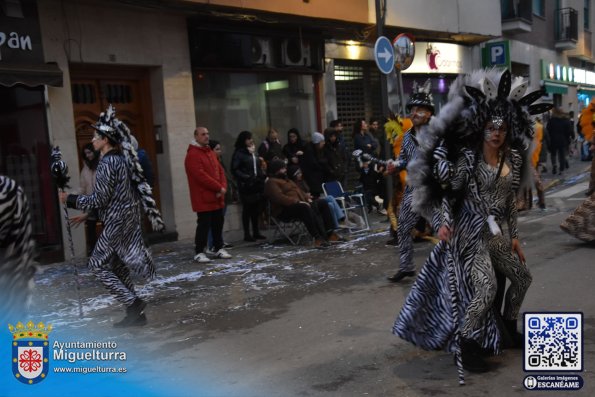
[9, 321, 52, 384]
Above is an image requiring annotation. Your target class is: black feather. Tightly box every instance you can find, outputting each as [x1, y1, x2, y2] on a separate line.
[497, 69, 512, 98]
[519, 89, 546, 106]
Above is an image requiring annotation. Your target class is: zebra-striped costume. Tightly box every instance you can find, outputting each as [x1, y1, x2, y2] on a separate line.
[393, 148, 530, 354]
[0, 176, 36, 322]
[67, 150, 155, 307]
[396, 128, 422, 272]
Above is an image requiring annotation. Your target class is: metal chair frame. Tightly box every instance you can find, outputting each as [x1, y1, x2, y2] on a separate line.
[267, 202, 311, 246]
[322, 181, 370, 232]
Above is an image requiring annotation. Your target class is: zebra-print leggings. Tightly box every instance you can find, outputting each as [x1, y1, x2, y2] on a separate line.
[397, 190, 420, 272]
[460, 233, 532, 338]
[88, 255, 137, 306]
[488, 234, 532, 320]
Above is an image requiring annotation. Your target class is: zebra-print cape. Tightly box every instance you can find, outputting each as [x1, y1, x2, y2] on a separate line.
[394, 148, 523, 354]
[0, 176, 36, 322]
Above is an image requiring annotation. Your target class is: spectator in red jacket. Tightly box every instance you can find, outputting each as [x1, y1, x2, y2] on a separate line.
[184, 126, 232, 263]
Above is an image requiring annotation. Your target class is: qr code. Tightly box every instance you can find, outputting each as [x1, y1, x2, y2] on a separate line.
[524, 313, 582, 371]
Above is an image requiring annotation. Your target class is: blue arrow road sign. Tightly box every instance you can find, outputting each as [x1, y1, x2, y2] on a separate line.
[374, 36, 394, 75]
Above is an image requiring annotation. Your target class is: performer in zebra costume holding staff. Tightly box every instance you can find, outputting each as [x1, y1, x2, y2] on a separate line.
[387, 80, 435, 282]
[59, 105, 164, 327]
[392, 68, 551, 381]
[0, 175, 36, 323]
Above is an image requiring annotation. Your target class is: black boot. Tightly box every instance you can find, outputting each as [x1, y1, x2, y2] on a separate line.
[113, 298, 147, 327]
[504, 319, 524, 349]
[494, 310, 514, 350]
[460, 337, 489, 373]
[387, 270, 415, 282]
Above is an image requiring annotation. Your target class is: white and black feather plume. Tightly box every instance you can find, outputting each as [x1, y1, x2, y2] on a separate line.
[93, 105, 165, 232]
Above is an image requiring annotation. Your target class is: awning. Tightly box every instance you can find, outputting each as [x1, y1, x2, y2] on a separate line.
[543, 81, 568, 95]
[578, 86, 595, 95]
[0, 62, 63, 87]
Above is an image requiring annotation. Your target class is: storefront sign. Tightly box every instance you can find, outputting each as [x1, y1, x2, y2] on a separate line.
[541, 59, 595, 87]
[0, 31, 33, 60]
[0, 0, 44, 64]
[403, 42, 471, 74]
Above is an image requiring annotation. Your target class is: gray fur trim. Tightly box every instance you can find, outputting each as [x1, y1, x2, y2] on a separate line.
[408, 68, 549, 219]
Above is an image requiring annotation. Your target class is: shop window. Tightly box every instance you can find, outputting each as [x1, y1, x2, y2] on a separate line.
[0, 85, 62, 261]
[193, 71, 317, 169]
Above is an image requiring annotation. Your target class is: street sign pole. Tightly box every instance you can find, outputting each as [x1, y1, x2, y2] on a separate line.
[375, 0, 392, 161]
[375, 0, 393, 200]
[396, 68, 405, 117]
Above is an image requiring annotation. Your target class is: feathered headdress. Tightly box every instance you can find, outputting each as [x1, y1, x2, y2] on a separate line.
[384, 112, 406, 145]
[408, 68, 553, 218]
[92, 105, 165, 232]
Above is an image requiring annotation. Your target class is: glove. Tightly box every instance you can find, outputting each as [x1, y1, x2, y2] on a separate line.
[487, 215, 502, 236]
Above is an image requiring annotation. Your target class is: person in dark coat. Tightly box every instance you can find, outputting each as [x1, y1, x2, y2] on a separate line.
[282, 128, 305, 166]
[323, 128, 345, 183]
[301, 132, 332, 198]
[258, 128, 285, 165]
[546, 107, 573, 174]
[231, 130, 267, 242]
[353, 118, 378, 156]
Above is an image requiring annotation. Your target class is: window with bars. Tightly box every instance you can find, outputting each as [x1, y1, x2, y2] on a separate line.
[334, 61, 383, 188]
[71, 83, 96, 104]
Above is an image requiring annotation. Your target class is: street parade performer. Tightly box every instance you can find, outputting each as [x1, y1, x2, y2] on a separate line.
[387, 79, 435, 282]
[0, 175, 36, 323]
[392, 68, 552, 383]
[59, 105, 164, 327]
[383, 113, 411, 246]
[560, 191, 595, 242]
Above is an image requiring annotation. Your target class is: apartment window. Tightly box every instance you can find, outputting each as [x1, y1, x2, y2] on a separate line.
[585, 0, 591, 29]
[0, 0, 24, 18]
[533, 0, 545, 17]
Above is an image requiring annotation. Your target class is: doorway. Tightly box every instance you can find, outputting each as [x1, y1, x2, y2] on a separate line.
[70, 64, 159, 202]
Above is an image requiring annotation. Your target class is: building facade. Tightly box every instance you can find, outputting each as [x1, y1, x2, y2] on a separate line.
[496, 0, 595, 114]
[2, 0, 505, 262]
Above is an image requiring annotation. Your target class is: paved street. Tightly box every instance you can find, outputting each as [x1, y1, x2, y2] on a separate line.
[15, 156, 595, 397]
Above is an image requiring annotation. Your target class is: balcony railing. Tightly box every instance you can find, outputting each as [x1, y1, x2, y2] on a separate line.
[555, 7, 578, 50]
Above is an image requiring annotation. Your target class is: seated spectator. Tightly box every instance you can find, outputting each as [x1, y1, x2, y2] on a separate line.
[287, 164, 346, 230]
[264, 160, 342, 248]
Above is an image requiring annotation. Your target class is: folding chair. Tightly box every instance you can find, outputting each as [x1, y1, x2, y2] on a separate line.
[322, 181, 369, 232]
[266, 202, 311, 246]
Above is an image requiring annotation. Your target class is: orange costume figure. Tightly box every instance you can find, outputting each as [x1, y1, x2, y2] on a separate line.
[518, 118, 546, 210]
[384, 115, 411, 242]
[579, 99, 595, 195]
